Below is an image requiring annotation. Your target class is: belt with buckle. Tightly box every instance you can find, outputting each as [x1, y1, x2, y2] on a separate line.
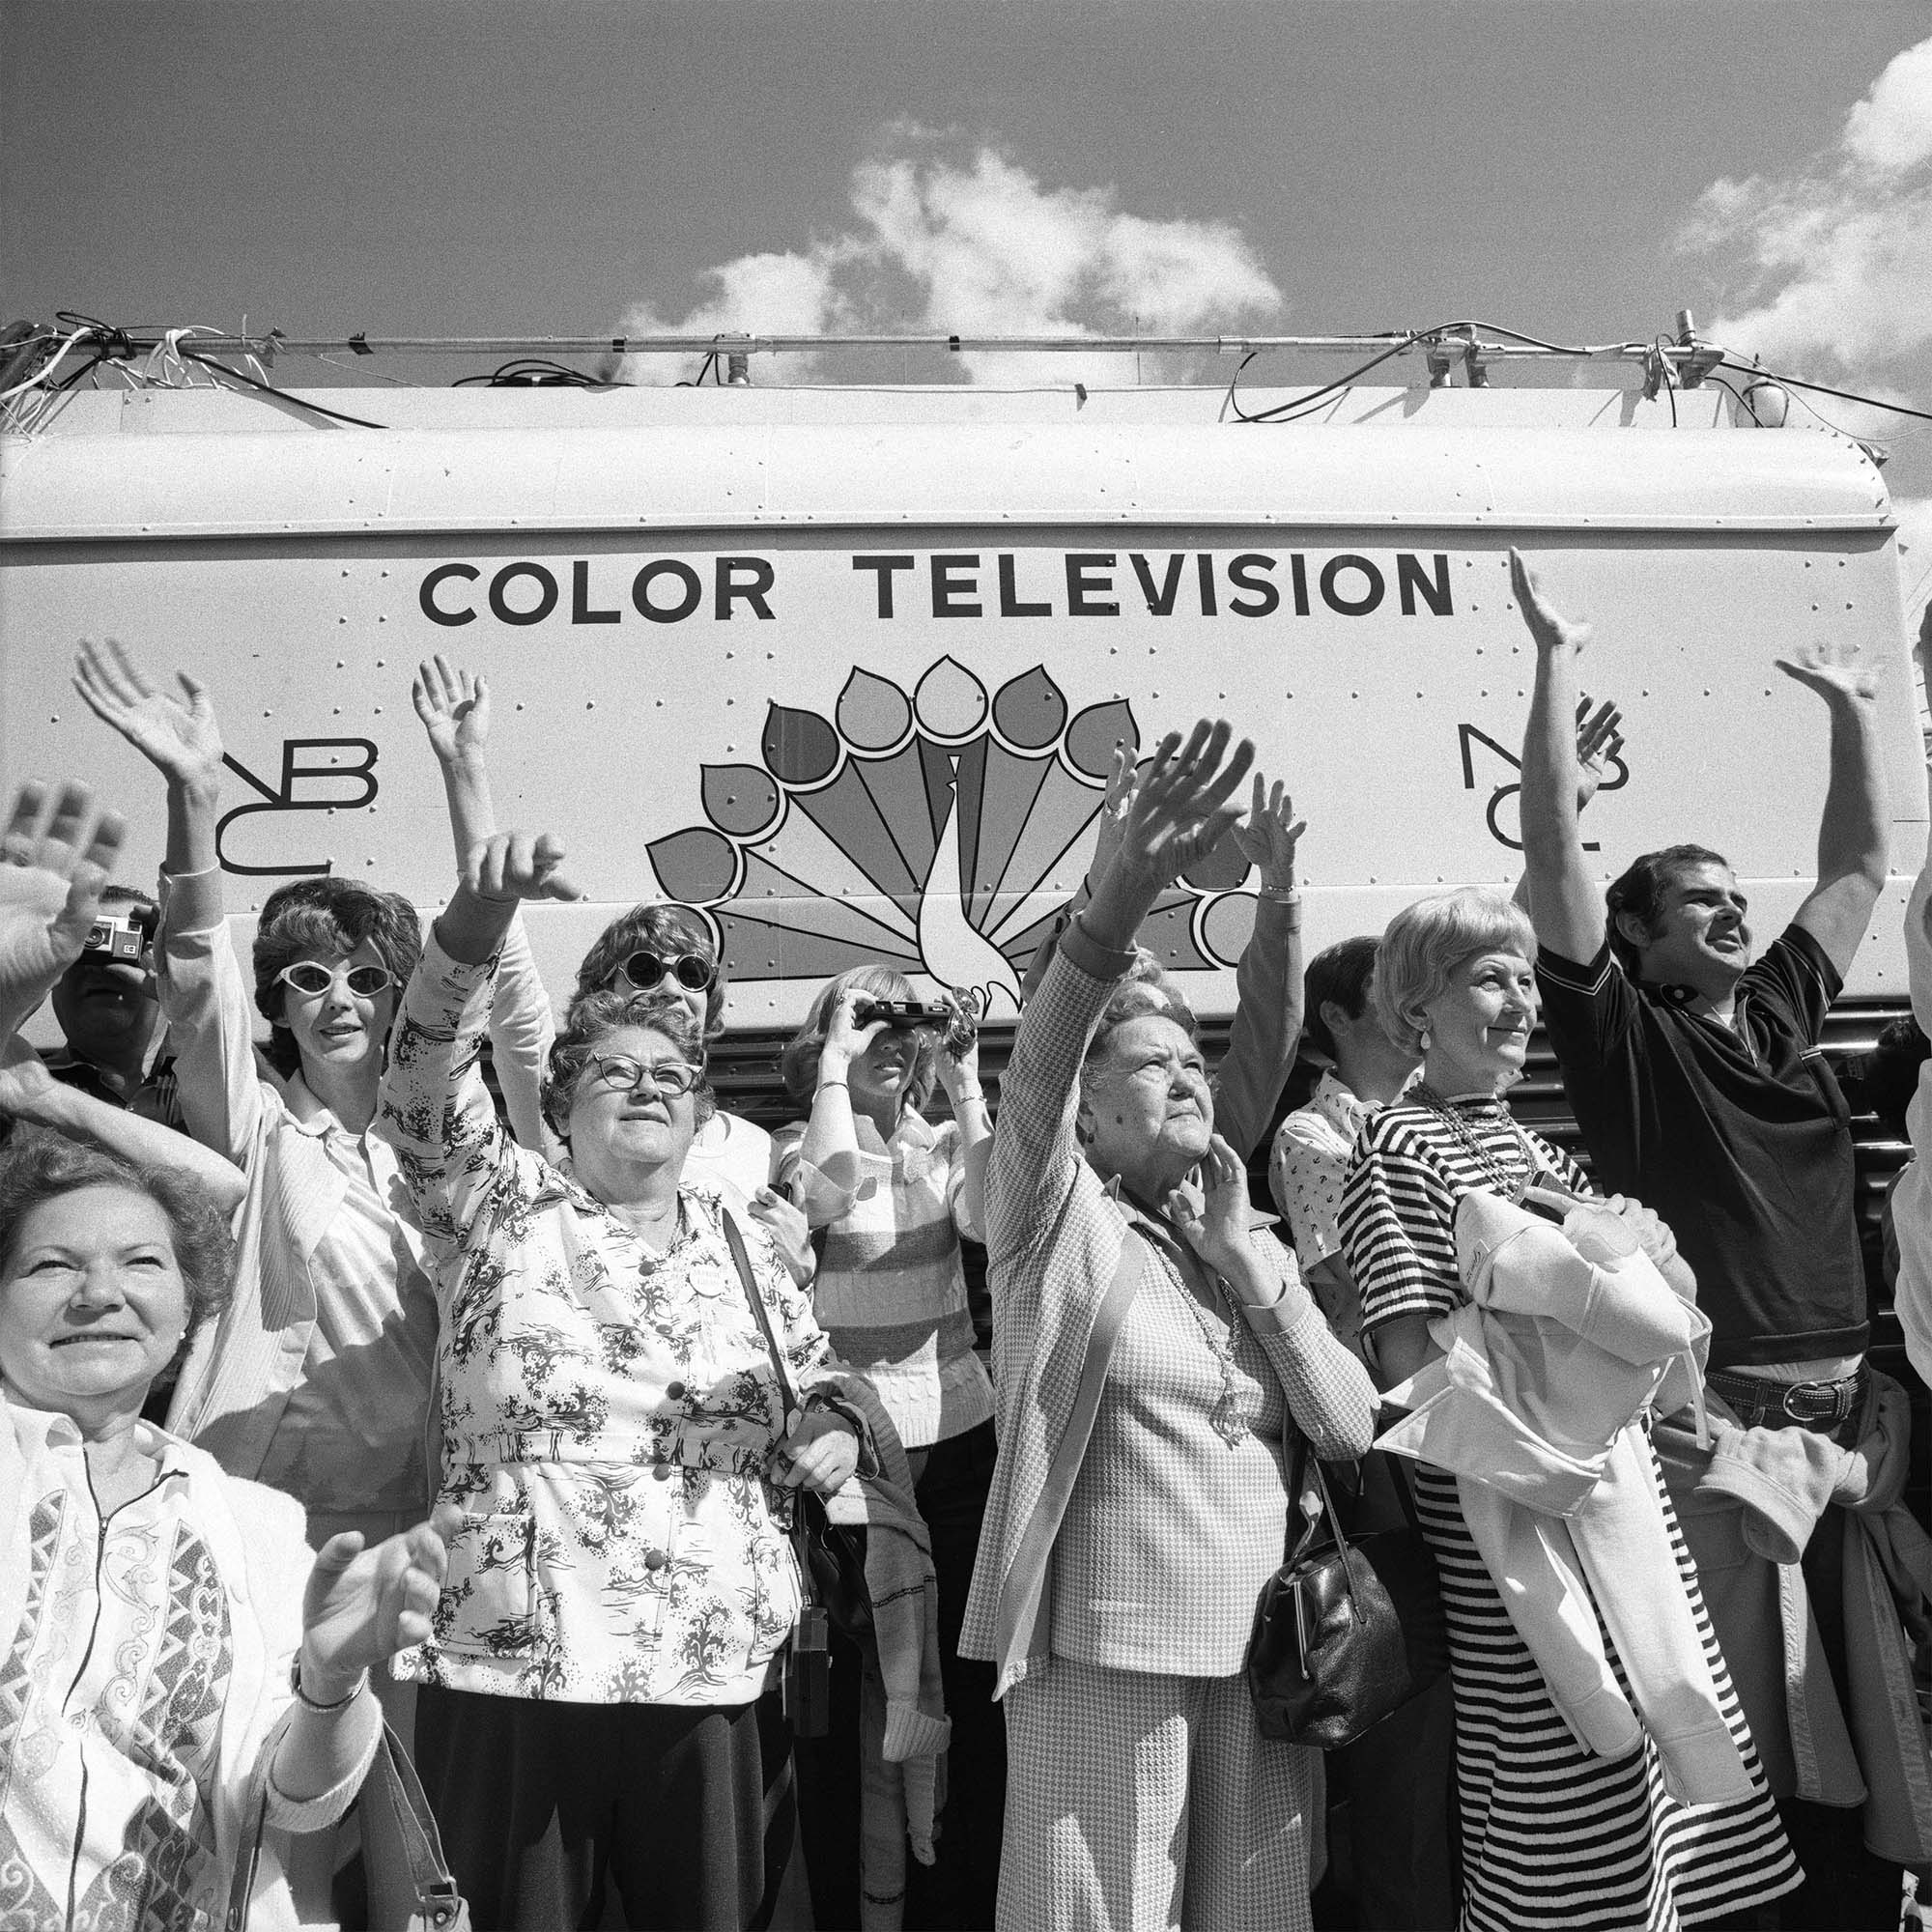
[1705, 1364, 1868, 1434]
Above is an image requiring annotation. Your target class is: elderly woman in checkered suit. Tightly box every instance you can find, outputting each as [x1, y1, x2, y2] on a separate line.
[962, 720, 1379, 1932]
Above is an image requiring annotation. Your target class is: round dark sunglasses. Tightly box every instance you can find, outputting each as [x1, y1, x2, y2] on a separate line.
[613, 951, 717, 995]
[277, 961, 396, 999]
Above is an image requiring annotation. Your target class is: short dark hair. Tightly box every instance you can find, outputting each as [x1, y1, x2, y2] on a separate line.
[781, 964, 937, 1109]
[1604, 844, 1729, 975]
[1301, 936, 1380, 1063]
[0, 1129, 235, 1343]
[542, 989, 712, 1143]
[570, 904, 726, 1037]
[251, 878, 423, 1079]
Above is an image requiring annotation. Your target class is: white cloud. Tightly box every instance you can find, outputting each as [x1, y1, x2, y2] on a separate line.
[1676, 35, 1932, 376]
[612, 130, 1282, 386]
[1676, 39, 1932, 625]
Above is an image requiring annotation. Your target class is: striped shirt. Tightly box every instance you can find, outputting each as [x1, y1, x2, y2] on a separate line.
[1340, 1095, 1798, 1932]
[775, 1109, 993, 1449]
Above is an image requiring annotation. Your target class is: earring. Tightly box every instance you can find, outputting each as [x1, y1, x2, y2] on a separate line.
[1419, 1028, 1433, 1052]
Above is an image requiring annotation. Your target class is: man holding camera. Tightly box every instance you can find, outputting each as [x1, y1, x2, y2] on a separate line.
[43, 884, 164, 1107]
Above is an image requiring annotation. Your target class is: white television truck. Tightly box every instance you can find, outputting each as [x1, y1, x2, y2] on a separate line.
[1, 331, 1920, 1309]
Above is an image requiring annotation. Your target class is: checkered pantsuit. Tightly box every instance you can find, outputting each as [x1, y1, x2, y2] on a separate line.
[998, 1657, 1322, 1932]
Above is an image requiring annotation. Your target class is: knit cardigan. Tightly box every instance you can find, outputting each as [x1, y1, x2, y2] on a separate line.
[960, 916, 1372, 1695]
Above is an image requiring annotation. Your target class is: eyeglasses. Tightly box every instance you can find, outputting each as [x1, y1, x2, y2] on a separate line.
[582, 1053, 701, 1099]
[276, 961, 397, 1000]
[612, 951, 717, 995]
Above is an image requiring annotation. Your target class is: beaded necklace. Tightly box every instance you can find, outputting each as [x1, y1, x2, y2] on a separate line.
[1409, 1081, 1544, 1203]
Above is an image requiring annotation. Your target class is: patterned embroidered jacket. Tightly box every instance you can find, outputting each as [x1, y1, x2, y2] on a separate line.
[0, 1400, 376, 1932]
[380, 934, 873, 1705]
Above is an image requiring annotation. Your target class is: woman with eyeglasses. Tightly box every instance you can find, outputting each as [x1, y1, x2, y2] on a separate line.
[410, 654, 810, 1282]
[377, 824, 875, 1930]
[71, 644, 549, 1736]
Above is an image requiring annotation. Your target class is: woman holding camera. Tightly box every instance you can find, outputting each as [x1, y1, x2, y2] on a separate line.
[775, 966, 999, 1927]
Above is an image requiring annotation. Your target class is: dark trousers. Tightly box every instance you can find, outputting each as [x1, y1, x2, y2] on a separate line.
[796, 1419, 1006, 1932]
[905, 1420, 1006, 1931]
[1770, 1506, 1906, 1932]
[413, 1685, 792, 1931]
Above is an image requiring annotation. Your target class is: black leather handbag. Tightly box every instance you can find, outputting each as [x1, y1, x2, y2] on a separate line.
[1246, 1445, 1449, 1749]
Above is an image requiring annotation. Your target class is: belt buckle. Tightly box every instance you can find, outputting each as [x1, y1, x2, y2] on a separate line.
[1782, 1378, 1851, 1428]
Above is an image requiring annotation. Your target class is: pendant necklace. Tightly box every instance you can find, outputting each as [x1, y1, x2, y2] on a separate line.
[1125, 1190, 1249, 1448]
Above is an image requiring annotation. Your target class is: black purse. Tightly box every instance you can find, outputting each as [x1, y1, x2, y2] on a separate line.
[721, 1208, 873, 1649]
[1246, 1443, 1449, 1749]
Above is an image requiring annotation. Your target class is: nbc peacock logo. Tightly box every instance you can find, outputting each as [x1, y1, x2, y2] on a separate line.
[644, 658, 1262, 1015]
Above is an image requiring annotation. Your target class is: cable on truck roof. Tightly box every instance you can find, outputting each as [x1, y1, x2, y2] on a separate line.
[3, 310, 1929, 440]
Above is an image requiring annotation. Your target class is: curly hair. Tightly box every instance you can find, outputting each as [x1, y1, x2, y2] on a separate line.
[542, 990, 712, 1143]
[1374, 889, 1536, 1055]
[252, 877, 423, 1078]
[0, 1129, 235, 1346]
[781, 965, 939, 1111]
[570, 904, 726, 1037]
[1604, 844, 1730, 976]
[1084, 980, 1201, 1069]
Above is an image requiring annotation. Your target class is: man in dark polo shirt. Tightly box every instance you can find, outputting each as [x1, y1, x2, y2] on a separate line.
[1510, 547, 1901, 1926]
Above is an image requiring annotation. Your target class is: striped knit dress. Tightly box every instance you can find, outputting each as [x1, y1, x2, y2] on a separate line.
[1339, 1094, 1800, 1932]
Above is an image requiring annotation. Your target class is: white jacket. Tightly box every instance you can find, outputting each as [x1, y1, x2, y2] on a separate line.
[1378, 1190, 1748, 1803]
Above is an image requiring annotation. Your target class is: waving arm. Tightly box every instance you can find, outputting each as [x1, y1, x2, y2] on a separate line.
[1513, 550, 1609, 964]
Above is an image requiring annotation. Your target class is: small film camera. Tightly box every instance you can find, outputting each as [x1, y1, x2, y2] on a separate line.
[81, 905, 157, 966]
[852, 999, 955, 1031]
[853, 992, 980, 1056]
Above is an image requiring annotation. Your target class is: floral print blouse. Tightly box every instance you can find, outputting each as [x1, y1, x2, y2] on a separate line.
[380, 935, 870, 1706]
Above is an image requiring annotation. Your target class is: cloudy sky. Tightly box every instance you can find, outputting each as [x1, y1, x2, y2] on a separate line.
[6, 0, 1929, 607]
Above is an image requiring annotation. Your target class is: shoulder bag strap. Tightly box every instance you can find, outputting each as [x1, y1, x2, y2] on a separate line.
[224, 1789, 268, 1932]
[721, 1208, 823, 1595]
[360, 1720, 466, 1930]
[722, 1208, 799, 1430]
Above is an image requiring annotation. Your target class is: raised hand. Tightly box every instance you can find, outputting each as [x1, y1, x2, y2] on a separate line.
[821, 985, 889, 1080]
[72, 638, 225, 793]
[1113, 720, 1256, 892]
[933, 987, 981, 1098]
[1086, 741, 1139, 888]
[412, 655, 491, 767]
[1574, 694, 1625, 813]
[0, 782, 126, 1017]
[1776, 638, 1879, 707]
[1227, 774, 1306, 891]
[1510, 548, 1592, 658]
[465, 830, 582, 904]
[749, 1185, 816, 1288]
[298, 1519, 451, 1702]
[0, 1050, 57, 1118]
[1167, 1134, 1255, 1279]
